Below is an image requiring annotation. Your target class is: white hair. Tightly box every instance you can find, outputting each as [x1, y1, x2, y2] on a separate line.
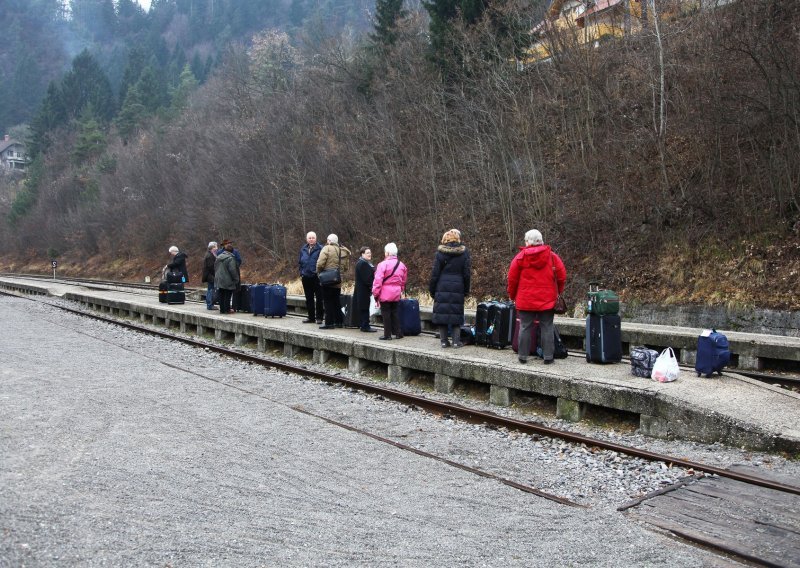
[168, 245, 179, 254]
[327, 234, 338, 244]
[207, 241, 217, 250]
[306, 231, 316, 239]
[384, 242, 398, 256]
[524, 230, 543, 246]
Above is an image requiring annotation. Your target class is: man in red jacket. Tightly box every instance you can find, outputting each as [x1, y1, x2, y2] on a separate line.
[507, 229, 567, 364]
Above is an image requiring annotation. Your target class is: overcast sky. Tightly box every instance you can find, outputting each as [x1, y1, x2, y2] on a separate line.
[137, 0, 151, 10]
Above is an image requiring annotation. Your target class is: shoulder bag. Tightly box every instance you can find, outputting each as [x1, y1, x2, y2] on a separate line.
[319, 245, 343, 287]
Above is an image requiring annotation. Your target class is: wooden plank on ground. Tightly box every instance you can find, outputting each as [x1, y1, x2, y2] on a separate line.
[625, 475, 800, 568]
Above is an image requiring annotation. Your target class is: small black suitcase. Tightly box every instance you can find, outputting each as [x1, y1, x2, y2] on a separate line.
[166, 270, 184, 284]
[487, 301, 515, 349]
[585, 314, 622, 363]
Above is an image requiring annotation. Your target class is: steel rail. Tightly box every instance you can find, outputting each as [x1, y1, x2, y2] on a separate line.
[6, 290, 798, 498]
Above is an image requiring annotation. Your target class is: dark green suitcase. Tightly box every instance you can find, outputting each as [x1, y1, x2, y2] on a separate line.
[587, 283, 619, 316]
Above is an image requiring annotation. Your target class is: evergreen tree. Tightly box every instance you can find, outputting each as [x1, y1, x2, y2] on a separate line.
[115, 85, 146, 142]
[72, 106, 107, 165]
[370, 0, 406, 46]
[28, 82, 67, 157]
[136, 65, 167, 112]
[169, 64, 198, 115]
[119, 47, 148, 104]
[59, 50, 116, 123]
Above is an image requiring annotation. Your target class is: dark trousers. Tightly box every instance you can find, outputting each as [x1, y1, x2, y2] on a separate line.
[380, 301, 401, 338]
[219, 288, 234, 314]
[518, 310, 554, 360]
[321, 286, 343, 326]
[302, 275, 324, 321]
[359, 308, 370, 331]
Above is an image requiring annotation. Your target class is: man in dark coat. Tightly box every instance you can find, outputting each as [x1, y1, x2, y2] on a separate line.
[353, 247, 377, 332]
[167, 245, 189, 282]
[429, 229, 471, 348]
[298, 231, 324, 323]
[201, 241, 218, 310]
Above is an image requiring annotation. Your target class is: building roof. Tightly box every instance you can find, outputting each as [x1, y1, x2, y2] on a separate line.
[0, 138, 23, 154]
[576, 0, 635, 26]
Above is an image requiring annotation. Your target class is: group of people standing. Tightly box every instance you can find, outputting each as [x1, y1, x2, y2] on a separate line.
[300, 227, 566, 364]
[177, 225, 567, 365]
[198, 240, 242, 314]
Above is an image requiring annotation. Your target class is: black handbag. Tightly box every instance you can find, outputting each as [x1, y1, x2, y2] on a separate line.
[319, 245, 343, 287]
[318, 267, 341, 286]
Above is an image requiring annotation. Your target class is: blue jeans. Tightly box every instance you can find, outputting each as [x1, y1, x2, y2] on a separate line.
[206, 282, 215, 309]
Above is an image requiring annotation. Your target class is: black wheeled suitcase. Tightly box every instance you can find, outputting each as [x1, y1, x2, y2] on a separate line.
[475, 302, 491, 346]
[233, 284, 251, 313]
[585, 314, 622, 363]
[340, 294, 359, 328]
[158, 281, 169, 303]
[487, 301, 515, 349]
[167, 282, 185, 305]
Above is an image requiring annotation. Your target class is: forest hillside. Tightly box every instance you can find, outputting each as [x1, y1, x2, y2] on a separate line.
[0, 0, 798, 310]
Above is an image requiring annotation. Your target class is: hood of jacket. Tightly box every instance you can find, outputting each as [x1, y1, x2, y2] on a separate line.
[437, 243, 465, 255]
[517, 245, 552, 269]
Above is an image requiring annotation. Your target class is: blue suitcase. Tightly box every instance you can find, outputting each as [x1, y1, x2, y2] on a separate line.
[264, 284, 287, 317]
[398, 298, 422, 336]
[695, 329, 730, 377]
[585, 314, 622, 363]
[250, 284, 267, 315]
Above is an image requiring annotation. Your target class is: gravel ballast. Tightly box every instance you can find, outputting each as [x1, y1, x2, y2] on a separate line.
[3, 294, 796, 566]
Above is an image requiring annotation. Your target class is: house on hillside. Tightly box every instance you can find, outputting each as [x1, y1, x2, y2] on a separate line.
[519, 0, 693, 66]
[0, 135, 28, 173]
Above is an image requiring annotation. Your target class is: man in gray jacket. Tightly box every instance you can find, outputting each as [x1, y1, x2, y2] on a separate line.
[214, 242, 240, 314]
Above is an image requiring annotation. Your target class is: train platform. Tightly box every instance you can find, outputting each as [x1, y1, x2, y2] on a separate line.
[2, 276, 799, 454]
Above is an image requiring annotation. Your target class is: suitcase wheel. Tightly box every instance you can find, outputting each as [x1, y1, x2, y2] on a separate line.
[697, 372, 701, 377]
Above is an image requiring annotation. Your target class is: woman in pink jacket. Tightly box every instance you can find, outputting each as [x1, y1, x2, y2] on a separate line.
[371, 242, 408, 340]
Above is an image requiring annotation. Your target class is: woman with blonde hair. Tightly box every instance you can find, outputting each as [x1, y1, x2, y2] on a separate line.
[429, 229, 471, 348]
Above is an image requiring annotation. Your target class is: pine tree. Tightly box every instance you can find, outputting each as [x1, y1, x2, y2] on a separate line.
[59, 50, 116, 123]
[370, 0, 406, 46]
[115, 85, 146, 142]
[170, 64, 198, 114]
[28, 81, 67, 158]
[72, 105, 106, 165]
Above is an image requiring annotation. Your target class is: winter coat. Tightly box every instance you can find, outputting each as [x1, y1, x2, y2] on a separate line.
[507, 245, 566, 312]
[316, 243, 351, 289]
[298, 243, 323, 277]
[353, 257, 375, 312]
[372, 256, 407, 303]
[214, 251, 240, 291]
[429, 243, 471, 326]
[202, 250, 216, 284]
[167, 251, 189, 282]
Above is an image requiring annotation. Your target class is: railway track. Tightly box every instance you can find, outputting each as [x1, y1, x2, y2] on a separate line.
[4, 288, 800, 566]
[4, 285, 797, 496]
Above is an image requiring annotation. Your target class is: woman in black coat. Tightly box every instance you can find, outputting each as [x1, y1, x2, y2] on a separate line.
[429, 229, 471, 348]
[353, 247, 377, 332]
